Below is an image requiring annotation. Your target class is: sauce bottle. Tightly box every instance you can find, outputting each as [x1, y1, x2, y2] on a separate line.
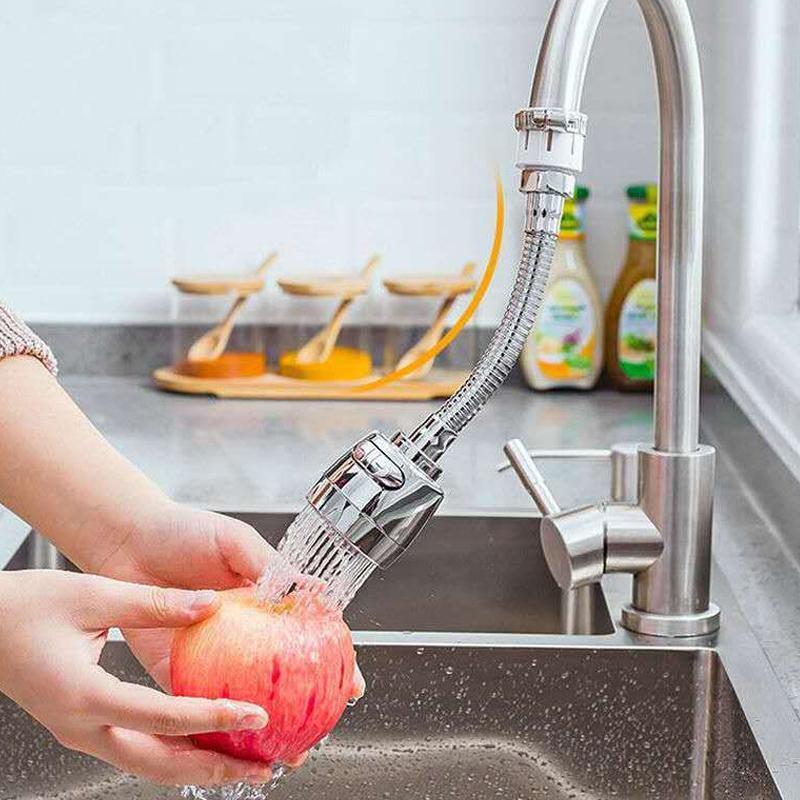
[521, 186, 603, 390]
[604, 184, 658, 391]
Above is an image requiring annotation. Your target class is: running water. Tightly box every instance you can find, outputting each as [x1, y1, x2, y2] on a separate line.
[256, 503, 378, 611]
[182, 766, 286, 800]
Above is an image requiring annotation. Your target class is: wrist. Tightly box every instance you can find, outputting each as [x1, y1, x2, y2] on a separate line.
[70, 491, 178, 577]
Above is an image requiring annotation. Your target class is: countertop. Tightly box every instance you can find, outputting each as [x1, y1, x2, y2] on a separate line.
[3, 376, 800, 719]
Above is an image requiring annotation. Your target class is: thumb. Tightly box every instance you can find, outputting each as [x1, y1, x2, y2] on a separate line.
[82, 577, 220, 630]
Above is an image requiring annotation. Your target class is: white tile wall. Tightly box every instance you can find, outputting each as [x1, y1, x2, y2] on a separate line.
[0, 0, 710, 324]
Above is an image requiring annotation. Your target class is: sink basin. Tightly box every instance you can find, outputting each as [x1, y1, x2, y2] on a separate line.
[230, 511, 614, 635]
[0, 642, 778, 799]
[4, 512, 799, 797]
[6, 512, 614, 635]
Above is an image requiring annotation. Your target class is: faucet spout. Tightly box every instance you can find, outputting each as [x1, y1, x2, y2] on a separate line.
[530, 0, 704, 454]
[515, 0, 719, 636]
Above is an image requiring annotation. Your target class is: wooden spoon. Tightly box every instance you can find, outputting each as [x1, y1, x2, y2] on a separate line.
[186, 254, 276, 362]
[293, 254, 380, 365]
[395, 263, 476, 379]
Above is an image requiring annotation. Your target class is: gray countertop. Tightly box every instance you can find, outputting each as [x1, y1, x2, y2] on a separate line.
[55, 377, 653, 513]
[3, 376, 800, 720]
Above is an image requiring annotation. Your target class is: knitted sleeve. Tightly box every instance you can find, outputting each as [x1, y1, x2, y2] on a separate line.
[0, 303, 58, 375]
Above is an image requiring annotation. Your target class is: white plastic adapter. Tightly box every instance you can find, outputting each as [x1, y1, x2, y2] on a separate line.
[515, 128, 585, 175]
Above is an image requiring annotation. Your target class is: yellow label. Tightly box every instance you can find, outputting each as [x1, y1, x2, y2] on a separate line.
[629, 202, 658, 241]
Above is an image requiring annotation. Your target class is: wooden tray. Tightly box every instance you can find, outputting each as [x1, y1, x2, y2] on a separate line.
[152, 366, 468, 400]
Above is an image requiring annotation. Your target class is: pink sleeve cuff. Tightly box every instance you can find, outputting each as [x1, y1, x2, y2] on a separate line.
[0, 303, 58, 376]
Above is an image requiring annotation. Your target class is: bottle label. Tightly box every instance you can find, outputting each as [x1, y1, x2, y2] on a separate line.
[559, 199, 585, 240]
[535, 278, 596, 379]
[628, 202, 658, 241]
[618, 278, 657, 380]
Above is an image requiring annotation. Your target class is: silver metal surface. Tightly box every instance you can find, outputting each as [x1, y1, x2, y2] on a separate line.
[28, 531, 63, 570]
[514, 107, 588, 134]
[540, 503, 662, 590]
[523, 191, 567, 235]
[502, 439, 560, 516]
[519, 168, 576, 196]
[626, 444, 720, 634]
[603, 504, 664, 574]
[4, 512, 800, 798]
[307, 431, 444, 568]
[610, 442, 640, 502]
[503, 439, 661, 592]
[528, 0, 704, 453]
[0, 642, 781, 800]
[514, 0, 716, 635]
[541, 504, 605, 588]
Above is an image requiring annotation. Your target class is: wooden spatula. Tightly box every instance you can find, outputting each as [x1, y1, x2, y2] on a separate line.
[293, 254, 380, 365]
[185, 253, 276, 362]
[394, 262, 476, 378]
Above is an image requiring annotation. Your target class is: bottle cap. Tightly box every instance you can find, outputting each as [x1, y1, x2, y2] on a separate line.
[626, 183, 658, 203]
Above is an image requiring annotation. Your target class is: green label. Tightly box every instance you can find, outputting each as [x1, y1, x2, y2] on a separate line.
[535, 279, 596, 378]
[558, 199, 585, 239]
[618, 279, 656, 380]
[629, 202, 657, 241]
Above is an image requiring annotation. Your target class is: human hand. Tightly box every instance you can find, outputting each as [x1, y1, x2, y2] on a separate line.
[0, 570, 273, 786]
[90, 502, 366, 721]
[88, 502, 277, 688]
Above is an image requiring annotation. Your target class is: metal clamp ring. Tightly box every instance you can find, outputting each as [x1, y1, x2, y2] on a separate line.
[514, 107, 588, 136]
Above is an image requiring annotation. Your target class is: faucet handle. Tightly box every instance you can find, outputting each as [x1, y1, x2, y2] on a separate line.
[498, 442, 642, 503]
[502, 439, 560, 516]
[541, 503, 662, 590]
[501, 438, 662, 591]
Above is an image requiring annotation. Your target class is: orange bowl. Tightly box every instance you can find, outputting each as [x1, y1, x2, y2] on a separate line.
[175, 352, 266, 379]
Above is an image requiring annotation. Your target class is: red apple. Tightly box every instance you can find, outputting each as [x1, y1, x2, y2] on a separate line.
[170, 587, 356, 766]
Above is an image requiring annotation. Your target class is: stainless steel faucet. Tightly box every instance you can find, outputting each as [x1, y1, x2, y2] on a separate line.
[273, 0, 717, 635]
[504, 0, 719, 637]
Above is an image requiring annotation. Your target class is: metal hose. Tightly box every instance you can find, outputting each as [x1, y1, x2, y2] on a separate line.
[409, 208, 561, 464]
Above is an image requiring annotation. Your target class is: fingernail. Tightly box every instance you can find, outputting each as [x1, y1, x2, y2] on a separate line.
[235, 707, 269, 730]
[189, 590, 218, 611]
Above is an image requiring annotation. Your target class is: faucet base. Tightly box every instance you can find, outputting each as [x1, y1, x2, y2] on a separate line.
[621, 602, 720, 637]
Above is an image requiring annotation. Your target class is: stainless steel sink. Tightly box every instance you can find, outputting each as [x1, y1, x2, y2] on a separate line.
[4, 512, 800, 797]
[0, 642, 779, 799]
[232, 511, 613, 635]
[6, 512, 614, 635]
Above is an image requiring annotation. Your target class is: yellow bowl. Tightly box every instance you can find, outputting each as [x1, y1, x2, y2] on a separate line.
[279, 347, 373, 381]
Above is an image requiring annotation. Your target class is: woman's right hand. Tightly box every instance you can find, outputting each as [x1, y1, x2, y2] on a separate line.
[0, 570, 273, 786]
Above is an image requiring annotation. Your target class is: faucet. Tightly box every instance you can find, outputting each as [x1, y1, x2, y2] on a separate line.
[270, 0, 716, 636]
[505, 0, 718, 637]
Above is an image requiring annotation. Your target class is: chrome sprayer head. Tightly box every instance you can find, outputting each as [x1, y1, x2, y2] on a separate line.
[307, 430, 445, 569]
[259, 431, 444, 610]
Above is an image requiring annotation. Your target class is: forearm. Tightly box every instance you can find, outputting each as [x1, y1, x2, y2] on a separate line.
[0, 356, 172, 571]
